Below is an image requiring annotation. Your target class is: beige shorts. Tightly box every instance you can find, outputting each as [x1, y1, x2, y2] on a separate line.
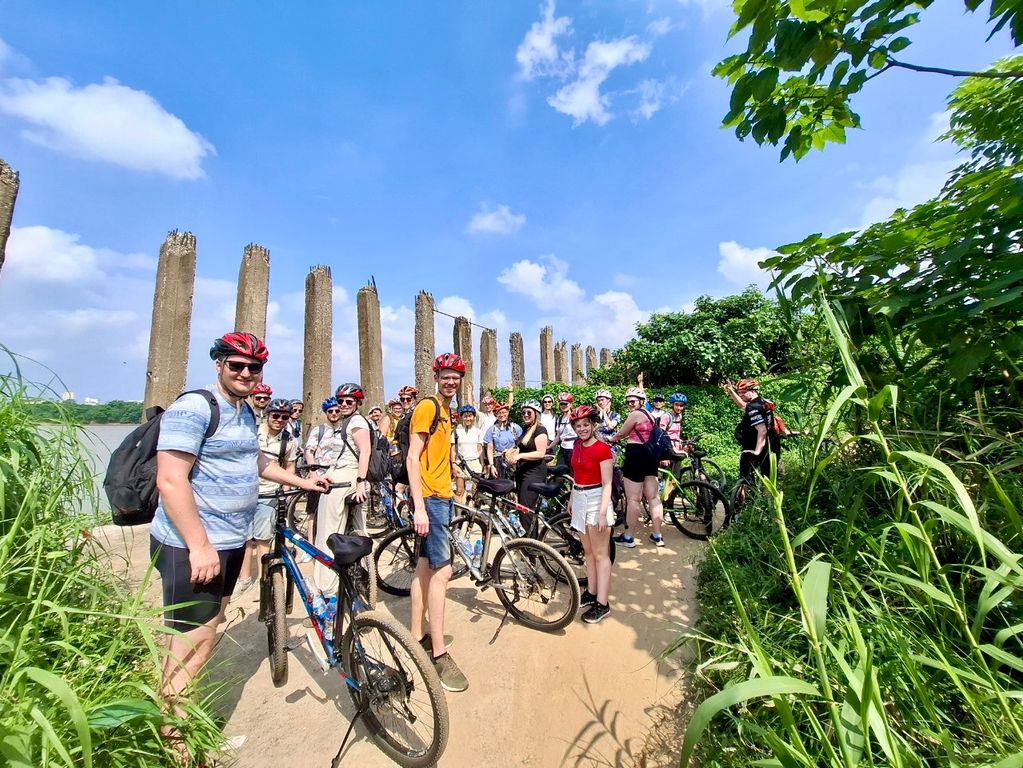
[570, 486, 614, 532]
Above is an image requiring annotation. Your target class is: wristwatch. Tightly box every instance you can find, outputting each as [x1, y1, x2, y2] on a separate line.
[357, 476, 366, 483]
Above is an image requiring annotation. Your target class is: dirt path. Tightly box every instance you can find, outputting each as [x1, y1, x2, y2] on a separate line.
[92, 523, 701, 767]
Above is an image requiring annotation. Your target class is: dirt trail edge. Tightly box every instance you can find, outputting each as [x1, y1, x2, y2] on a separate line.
[91, 523, 701, 768]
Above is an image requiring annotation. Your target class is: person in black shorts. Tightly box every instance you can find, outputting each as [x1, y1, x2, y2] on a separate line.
[724, 378, 780, 482]
[609, 385, 666, 548]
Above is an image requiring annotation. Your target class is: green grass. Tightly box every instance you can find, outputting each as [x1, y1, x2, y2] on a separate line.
[674, 301, 1023, 767]
[0, 365, 223, 767]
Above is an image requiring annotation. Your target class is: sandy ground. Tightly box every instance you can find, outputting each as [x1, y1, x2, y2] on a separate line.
[91, 522, 701, 768]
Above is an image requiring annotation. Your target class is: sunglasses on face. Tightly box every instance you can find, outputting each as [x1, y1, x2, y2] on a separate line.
[253, 396, 270, 402]
[626, 398, 640, 405]
[268, 413, 288, 420]
[400, 396, 415, 403]
[326, 408, 341, 415]
[225, 360, 264, 374]
[338, 398, 358, 406]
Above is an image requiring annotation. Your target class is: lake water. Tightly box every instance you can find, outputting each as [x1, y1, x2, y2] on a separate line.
[80, 424, 136, 514]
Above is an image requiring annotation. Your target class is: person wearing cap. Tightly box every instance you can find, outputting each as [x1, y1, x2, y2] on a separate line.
[594, 389, 621, 447]
[451, 404, 484, 504]
[648, 393, 669, 428]
[551, 392, 578, 466]
[367, 404, 386, 434]
[506, 399, 550, 511]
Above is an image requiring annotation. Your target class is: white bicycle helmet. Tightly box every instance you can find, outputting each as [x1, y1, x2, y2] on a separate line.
[625, 387, 645, 401]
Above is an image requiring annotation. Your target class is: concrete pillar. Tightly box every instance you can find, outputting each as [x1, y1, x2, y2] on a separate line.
[539, 326, 554, 384]
[586, 345, 598, 377]
[571, 344, 585, 386]
[0, 158, 19, 277]
[357, 284, 385, 409]
[303, 266, 333, 428]
[143, 231, 196, 415]
[479, 328, 497, 403]
[554, 341, 569, 385]
[452, 316, 474, 406]
[234, 243, 270, 339]
[509, 332, 525, 389]
[600, 348, 613, 367]
[414, 291, 436, 396]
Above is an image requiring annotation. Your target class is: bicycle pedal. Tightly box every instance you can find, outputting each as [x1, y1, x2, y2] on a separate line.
[284, 638, 305, 652]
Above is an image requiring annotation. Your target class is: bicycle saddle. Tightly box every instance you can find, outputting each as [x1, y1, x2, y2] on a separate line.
[527, 481, 565, 498]
[547, 464, 571, 477]
[692, 449, 707, 459]
[326, 533, 373, 568]
[476, 477, 515, 496]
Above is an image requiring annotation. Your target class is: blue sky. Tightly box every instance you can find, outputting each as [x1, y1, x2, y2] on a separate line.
[0, 1, 1015, 402]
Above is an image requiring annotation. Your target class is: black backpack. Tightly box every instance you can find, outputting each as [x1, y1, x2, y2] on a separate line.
[103, 389, 220, 526]
[392, 397, 443, 480]
[641, 410, 674, 462]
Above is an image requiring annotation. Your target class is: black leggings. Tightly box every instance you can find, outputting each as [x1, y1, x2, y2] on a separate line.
[515, 463, 548, 511]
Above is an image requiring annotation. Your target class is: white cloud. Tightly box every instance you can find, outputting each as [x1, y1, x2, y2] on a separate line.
[516, 0, 574, 81]
[646, 17, 674, 36]
[547, 36, 651, 126]
[466, 203, 526, 235]
[0, 75, 214, 179]
[0, 38, 10, 69]
[717, 241, 777, 289]
[4, 224, 155, 283]
[634, 79, 666, 120]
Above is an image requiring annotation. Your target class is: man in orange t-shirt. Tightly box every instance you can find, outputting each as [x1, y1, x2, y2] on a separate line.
[406, 352, 467, 692]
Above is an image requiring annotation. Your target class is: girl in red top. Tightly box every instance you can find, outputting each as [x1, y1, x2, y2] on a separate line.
[568, 406, 615, 624]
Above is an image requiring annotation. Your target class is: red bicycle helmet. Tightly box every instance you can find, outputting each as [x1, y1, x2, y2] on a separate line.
[335, 382, 365, 402]
[736, 378, 760, 392]
[569, 405, 597, 423]
[433, 352, 466, 374]
[398, 384, 418, 397]
[558, 392, 574, 404]
[209, 332, 269, 362]
[387, 398, 401, 407]
[251, 383, 272, 396]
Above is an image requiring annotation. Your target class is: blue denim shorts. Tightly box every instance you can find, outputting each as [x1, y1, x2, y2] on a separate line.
[249, 500, 275, 541]
[415, 496, 453, 569]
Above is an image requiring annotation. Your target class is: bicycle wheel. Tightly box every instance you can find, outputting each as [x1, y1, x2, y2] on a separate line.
[490, 539, 580, 631]
[667, 481, 730, 540]
[538, 513, 616, 588]
[354, 550, 378, 610]
[265, 567, 289, 687]
[340, 609, 449, 768]
[374, 526, 417, 597]
[365, 487, 392, 539]
[286, 493, 312, 539]
[697, 459, 727, 492]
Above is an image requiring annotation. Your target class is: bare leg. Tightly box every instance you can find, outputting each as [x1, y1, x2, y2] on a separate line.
[623, 477, 644, 535]
[410, 557, 431, 642]
[427, 564, 453, 657]
[160, 597, 229, 714]
[643, 475, 663, 536]
[239, 539, 256, 582]
[586, 527, 612, 603]
[580, 529, 597, 593]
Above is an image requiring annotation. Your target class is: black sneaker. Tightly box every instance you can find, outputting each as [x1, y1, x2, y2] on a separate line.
[580, 590, 597, 608]
[582, 602, 611, 624]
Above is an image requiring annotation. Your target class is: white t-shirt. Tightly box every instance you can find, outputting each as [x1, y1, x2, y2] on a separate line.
[477, 411, 496, 438]
[305, 414, 370, 472]
[540, 412, 556, 438]
[452, 424, 484, 464]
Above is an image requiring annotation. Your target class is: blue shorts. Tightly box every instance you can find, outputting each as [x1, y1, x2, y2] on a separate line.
[249, 500, 274, 541]
[415, 496, 453, 570]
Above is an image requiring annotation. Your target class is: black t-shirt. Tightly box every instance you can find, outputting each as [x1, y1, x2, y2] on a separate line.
[516, 424, 549, 475]
[735, 398, 778, 454]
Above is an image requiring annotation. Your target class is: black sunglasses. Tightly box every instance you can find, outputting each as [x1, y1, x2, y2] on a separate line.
[326, 408, 341, 415]
[225, 360, 263, 374]
[400, 396, 415, 402]
[338, 397, 359, 406]
[267, 413, 288, 420]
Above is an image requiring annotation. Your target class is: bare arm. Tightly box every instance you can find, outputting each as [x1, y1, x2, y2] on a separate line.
[598, 457, 614, 531]
[406, 431, 429, 536]
[724, 383, 746, 410]
[610, 411, 641, 443]
[156, 449, 219, 585]
[517, 434, 549, 462]
[258, 452, 328, 492]
[745, 423, 768, 456]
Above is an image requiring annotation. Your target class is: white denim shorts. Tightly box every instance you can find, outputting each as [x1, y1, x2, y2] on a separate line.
[570, 486, 614, 532]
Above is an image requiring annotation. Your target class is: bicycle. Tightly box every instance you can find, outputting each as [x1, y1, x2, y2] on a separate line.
[259, 485, 448, 768]
[364, 478, 411, 539]
[657, 469, 732, 540]
[374, 476, 581, 631]
[666, 436, 727, 491]
[460, 459, 616, 589]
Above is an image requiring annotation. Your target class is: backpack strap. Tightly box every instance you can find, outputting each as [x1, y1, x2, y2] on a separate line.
[181, 389, 220, 440]
[278, 428, 291, 466]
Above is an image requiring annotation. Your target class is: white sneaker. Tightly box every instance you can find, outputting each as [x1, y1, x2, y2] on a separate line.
[234, 577, 254, 594]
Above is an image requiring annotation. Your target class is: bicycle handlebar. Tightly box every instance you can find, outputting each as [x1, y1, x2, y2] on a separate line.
[258, 482, 350, 500]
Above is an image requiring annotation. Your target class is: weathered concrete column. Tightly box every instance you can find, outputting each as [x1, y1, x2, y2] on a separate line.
[585, 345, 598, 377]
[234, 243, 270, 339]
[0, 158, 19, 277]
[554, 341, 569, 385]
[143, 231, 197, 415]
[414, 291, 436, 396]
[509, 332, 525, 389]
[452, 316, 474, 406]
[539, 326, 554, 384]
[571, 344, 585, 385]
[600, 348, 613, 367]
[479, 328, 497, 402]
[357, 284, 385, 409]
[303, 266, 333, 428]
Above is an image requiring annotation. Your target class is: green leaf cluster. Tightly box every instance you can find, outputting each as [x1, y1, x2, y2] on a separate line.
[27, 399, 143, 425]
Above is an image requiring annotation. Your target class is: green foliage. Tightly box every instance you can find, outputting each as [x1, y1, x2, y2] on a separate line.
[716, 1, 1023, 160]
[0, 370, 222, 766]
[27, 399, 143, 424]
[677, 285, 1023, 767]
[600, 288, 793, 386]
[765, 57, 1023, 392]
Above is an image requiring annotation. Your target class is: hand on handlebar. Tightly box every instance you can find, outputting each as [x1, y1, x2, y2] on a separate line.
[303, 476, 331, 493]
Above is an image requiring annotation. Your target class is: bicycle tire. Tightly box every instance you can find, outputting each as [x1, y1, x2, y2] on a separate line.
[490, 539, 580, 631]
[538, 513, 616, 588]
[266, 567, 289, 687]
[374, 526, 417, 597]
[340, 610, 449, 768]
[285, 493, 311, 539]
[364, 487, 391, 539]
[697, 459, 727, 492]
[354, 549, 378, 610]
[667, 480, 730, 540]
